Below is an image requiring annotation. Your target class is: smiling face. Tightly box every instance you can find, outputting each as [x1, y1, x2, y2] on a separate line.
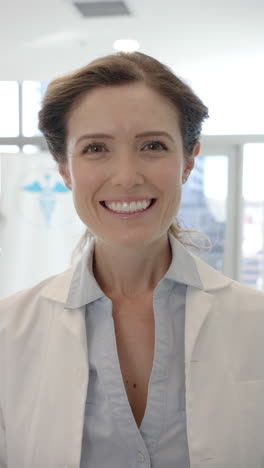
[59, 82, 199, 248]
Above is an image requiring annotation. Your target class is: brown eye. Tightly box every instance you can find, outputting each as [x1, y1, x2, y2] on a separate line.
[82, 143, 106, 154]
[143, 141, 167, 151]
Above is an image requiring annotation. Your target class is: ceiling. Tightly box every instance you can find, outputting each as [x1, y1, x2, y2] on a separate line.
[2, 0, 263, 80]
[1, 0, 264, 133]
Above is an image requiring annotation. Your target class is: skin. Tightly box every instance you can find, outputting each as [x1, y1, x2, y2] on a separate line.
[59, 82, 200, 300]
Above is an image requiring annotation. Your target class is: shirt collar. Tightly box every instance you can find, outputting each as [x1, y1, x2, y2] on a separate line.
[65, 231, 203, 309]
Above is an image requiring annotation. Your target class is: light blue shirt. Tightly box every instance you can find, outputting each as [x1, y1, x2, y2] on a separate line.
[65, 232, 203, 467]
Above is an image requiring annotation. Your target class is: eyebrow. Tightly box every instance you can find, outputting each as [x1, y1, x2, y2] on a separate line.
[75, 131, 175, 146]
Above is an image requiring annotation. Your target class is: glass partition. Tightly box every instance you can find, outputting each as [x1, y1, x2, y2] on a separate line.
[179, 154, 228, 273]
[241, 143, 264, 289]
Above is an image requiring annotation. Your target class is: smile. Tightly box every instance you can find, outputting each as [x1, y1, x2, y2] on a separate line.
[100, 199, 157, 217]
[102, 199, 154, 213]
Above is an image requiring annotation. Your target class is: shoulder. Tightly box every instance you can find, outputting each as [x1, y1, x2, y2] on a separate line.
[191, 251, 264, 304]
[0, 266, 75, 328]
[224, 277, 264, 311]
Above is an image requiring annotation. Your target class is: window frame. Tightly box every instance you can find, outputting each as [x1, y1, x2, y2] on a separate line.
[0, 81, 48, 152]
[200, 135, 264, 282]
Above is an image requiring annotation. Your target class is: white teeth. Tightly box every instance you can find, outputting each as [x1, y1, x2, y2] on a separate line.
[104, 199, 152, 213]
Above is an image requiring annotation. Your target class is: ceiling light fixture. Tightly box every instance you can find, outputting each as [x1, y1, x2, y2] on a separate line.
[113, 39, 140, 52]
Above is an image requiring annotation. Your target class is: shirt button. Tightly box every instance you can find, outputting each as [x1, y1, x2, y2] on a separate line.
[137, 451, 146, 463]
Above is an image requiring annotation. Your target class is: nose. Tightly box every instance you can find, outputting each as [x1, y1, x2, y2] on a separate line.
[111, 153, 145, 188]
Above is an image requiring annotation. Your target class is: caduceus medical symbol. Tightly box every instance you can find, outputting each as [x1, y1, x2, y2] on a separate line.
[22, 173, 69, 228]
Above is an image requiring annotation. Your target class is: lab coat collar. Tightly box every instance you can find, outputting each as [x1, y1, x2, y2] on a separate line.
[40, 232, 232, 305]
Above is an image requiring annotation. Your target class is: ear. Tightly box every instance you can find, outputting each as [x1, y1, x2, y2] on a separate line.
[58, 163, 72, 191]
[184, 141, 200, 174]
[192, 141, 200, 157]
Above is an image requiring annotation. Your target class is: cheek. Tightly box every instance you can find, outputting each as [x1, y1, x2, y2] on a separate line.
[72, 164, 103, 191]
[157, 165, 182, 191]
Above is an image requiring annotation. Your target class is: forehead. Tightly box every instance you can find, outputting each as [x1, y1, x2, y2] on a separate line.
[67, 83, 181, 137]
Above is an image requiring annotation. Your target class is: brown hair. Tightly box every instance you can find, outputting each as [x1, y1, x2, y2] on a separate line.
[38, 51, 212, 264]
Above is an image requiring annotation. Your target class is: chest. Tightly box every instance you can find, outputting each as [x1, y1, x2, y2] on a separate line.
[111, 296, 155, 427]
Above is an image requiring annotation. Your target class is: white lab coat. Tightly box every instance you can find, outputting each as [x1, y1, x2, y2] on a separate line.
[0, 253, 264, 468]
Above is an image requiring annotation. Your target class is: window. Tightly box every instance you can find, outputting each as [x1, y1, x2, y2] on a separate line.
[22, 81, 48, 137]
[179, 154, 228, 273]
[0, 82, 19, 137]
[0, 80, 48, 153]
[241, 143, 264, 289]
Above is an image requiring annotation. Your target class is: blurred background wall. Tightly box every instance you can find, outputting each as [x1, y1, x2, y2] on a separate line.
[0, 0, 264, 297]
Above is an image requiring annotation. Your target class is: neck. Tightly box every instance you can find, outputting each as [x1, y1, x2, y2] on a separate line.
[93, 233, 172, 300]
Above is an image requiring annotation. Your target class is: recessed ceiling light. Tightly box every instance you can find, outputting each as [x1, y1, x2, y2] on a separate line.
[113, 39, 140, 52]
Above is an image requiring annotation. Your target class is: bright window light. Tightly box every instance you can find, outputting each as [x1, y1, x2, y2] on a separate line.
[23, 144, 40, 154]
[0, 82, 19, 137]
[0, 145, 20, 153]
[22, 81, 48, 137]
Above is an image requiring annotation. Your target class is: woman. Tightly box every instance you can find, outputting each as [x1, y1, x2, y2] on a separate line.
[1, 51, 264, 468]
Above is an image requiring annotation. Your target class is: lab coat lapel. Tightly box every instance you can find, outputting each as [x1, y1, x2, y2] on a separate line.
[184, 258, 241, 466]
[185, 288, 214, 375]
[184, 252, 232, 378]
[26, 268, 89, 468]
